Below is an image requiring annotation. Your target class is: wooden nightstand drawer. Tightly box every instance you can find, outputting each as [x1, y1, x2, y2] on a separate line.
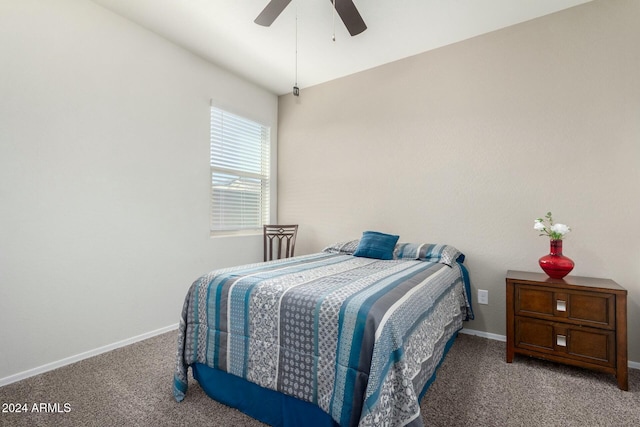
[514, 284, 615, 329]
[515, 317, 615, 367]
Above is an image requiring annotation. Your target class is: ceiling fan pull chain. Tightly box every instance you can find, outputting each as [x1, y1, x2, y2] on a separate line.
[332, 0, 336, 41]
[293, 2, 299, 96]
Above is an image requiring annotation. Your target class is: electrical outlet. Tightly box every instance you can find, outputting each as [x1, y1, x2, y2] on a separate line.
[478, 289, 489, 305]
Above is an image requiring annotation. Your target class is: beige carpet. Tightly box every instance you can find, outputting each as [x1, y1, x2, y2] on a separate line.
[0, 331, 637, 427]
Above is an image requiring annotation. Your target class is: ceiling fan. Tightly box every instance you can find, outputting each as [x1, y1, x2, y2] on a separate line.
[254, 0, 367, 36]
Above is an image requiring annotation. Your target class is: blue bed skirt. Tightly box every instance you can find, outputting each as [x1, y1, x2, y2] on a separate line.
[192, 331, 459, 427]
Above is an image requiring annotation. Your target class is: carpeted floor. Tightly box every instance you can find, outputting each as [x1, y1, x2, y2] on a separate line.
[0, 331, 638, 426]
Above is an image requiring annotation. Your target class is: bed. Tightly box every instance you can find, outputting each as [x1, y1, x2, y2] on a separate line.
[173, 236, 473, 427]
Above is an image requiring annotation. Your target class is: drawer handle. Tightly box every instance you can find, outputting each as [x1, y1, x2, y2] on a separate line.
[557, 335, 567, 347]
[556, 300, 567, 312]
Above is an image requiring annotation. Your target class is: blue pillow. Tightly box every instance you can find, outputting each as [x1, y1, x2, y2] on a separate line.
[353, 231, 399, 260]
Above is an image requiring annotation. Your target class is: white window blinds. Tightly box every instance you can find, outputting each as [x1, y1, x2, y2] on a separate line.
[210, 106, 270, 234]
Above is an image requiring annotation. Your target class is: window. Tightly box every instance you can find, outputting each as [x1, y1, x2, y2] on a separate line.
[210, 106, 271, 235]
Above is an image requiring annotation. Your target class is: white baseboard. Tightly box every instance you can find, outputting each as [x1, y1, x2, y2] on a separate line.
[459, 327, 639, 370]
[0, 323, 178, 388]
[459, 327, 507, 342]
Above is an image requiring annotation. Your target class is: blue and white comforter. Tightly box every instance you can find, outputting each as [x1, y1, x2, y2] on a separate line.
[173, 252, 472, 427]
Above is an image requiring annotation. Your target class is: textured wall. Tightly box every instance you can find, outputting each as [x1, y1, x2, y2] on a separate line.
[0, 0, 277, 381]
[278, 0, 640, 361]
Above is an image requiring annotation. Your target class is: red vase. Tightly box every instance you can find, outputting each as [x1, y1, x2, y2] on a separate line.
[539, 240, 574, 279]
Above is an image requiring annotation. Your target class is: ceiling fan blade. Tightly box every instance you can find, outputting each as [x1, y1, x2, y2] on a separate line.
[255, 0, 292, 26]
[331, 0, 367, 36]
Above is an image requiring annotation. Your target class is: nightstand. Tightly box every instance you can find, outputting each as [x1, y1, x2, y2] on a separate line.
[506, 270, 628, 390]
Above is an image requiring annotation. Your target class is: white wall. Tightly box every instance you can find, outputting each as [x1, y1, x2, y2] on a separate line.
[278, 0, 640, 361]
[0, 0, 277, 382]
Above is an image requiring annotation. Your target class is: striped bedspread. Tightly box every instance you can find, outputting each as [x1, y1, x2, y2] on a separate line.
[173, 252, 472, 427]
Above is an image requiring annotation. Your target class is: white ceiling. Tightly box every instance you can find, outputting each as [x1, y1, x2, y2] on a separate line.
[90, 0, 592, 95]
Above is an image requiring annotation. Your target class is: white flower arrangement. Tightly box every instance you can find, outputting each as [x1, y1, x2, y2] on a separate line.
[534, 212, 571, 240]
